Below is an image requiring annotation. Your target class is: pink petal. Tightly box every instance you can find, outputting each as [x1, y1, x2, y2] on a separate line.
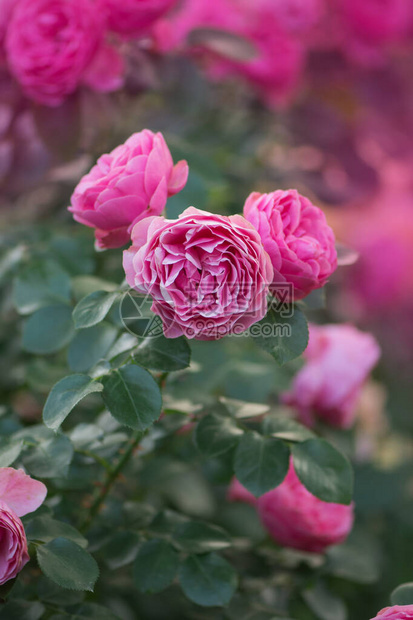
[0, 468, 47, 517]
[168, 160, 189, 195]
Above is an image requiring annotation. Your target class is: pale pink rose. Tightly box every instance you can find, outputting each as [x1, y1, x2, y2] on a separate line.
[371, 606, 413, 619]
[69, 129, 188, 249]
[228, 461, 354, 554]
[100, 0, 177, 38]
[282, 324, 381, 428]
[0, 468, 47, 585]
[123, 207, 273, 340]
[243, 190, 337, 301]
[5, 0, 124, 106]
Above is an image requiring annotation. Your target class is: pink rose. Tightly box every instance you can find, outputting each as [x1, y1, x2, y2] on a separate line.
[243, 190, 337, 301]
[371, 606, 413, 619]
[5, 0, 124, 106]
[282, 323, 381, 428]
[100, 0, 177, 38]
[227, 478, 258, 506]
[123, 207, 273, 340]
[0, 467, 47, 585]
[228, 460, 354, 554]
[69, 129, 188, 249]
[337, 0, 411, 45]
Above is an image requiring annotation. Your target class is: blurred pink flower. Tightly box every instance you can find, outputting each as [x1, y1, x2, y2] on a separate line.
[100, 0, 177, 39]
[282, 323, 381, 428]
[5, 0, 124, 106]
[123, 207, 273, 340]
[337, 0, 411, 45]
[243, 189, 337, 301]
[0, 468, 47, 585]
[228, 459, 354, 554]
[371, 606, 413, 619]
[69, 129, 188, 249]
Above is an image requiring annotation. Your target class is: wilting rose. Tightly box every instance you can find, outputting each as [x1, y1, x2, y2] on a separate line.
[243, 190, 337, 301]
[282, 323, 381, 428]
[0, 468, 47, 585]
[123, 207, 273, 340]
[371, 606, 413, 619]
[100, 0, 177, 38]
[69, 129, 188, 249]
[5, 0, 123, 106]
[228, 459, 354, 553]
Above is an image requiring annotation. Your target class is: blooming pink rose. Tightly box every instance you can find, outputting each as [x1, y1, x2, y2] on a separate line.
[243, 190, 337, 300]
[228, 460, 354, 554]
[5, 0, 124, 106]
[100, 0, 177, 38]
[371, 606, 413, 619]
[282, 323, 381, 428]
[69, 129, 188, 249]
[0, 468, 47, 585]
[123, 207, 273, 340]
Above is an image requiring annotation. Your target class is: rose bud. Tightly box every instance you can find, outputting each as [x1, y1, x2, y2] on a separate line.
[282, 323, 381, 428]
[123, 206, 273, 340]
[69, 129, 188, 249]
[243, 189, 337, 301]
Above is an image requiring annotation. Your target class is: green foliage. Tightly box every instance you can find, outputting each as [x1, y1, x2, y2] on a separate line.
[14, 261, 71, 315]
[43, 374, 103, 431]
[195, 408, 243, 457]
[133, 540, 179, 593]
[179, 553, 238, 607]
[36, 538, 99, 591]
[391, 583, 413, 605]
[251, 304, 309, 365]
[72, 291, 120, 329]
[133, 334, 191, 371]
[22, 304, 75, 354]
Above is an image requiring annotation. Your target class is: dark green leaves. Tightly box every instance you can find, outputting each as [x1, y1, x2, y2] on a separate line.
[292, 439, 353, 504]
[22, 304, 74, 354]
[26, 517, 88, 548]
[133, 335, 191, 371]
[36, 538, 99, 591]
[67, 323, 118, 372]
[101, 364, 162, 430]
[43, 375, 103, 431]
[174, 521, 231, 553]
[391, 583, 413, 605]
[133, 540, 179, 593]
[72, 291, 119, 329]
[195, 410, 243, 457]
[179, 553, 237, 607]
[24, 434, 74, 478]
[14, 261, 71, 315]
[234, 432, 290, 497]
[251, 304, 309, 365]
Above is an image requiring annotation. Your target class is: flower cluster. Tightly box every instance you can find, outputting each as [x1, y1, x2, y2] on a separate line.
[69, 129, 338, 340]
[228, 459, 354, 553]
[0, 467, 46, 584]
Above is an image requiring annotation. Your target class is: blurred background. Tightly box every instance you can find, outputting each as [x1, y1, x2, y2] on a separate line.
[1, 1, 413, 617]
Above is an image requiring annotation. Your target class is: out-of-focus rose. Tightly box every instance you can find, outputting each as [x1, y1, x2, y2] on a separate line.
[228, 459, 354, 554]
[337, 0, 411, 45]
[282, 323, 381, 428]
[100, 0, 177, 38]
[5, 0, 124, 106]
[123, 206, 273, 340]
[0, 468, 47, 585]
[69, 129, 188, 249]
[0, 0, 14, 65]
[243, 190, 337, 301]
[371, 606, 413, 619]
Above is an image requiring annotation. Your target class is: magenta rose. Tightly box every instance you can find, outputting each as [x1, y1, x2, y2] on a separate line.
[123, 207, 273, 340]
[5, 0, 123, 106]
[100, 0, 177, 38]
[243, 190, 337, 301]
[282, 323, 381, 428]
[371, 607, 413, 619]
[0, 467, 47, 585]
[228, 459, 354, 554]
[69, 129, 188, 249]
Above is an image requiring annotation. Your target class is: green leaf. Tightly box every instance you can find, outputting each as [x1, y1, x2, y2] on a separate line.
[26, 517, 88, 548]
[37, 537, 99, 591]
[219, 397, 270, 419]
[0, 601, 45, 620]
[73, 291, 119, 329]
[68, 324, 118, 372]
[47, 603, 121, 619]
[302, 582, 346, 620]
[22, 304, 75, 355]
[14, 261, 71, 315]
[133, 539, 179, 593]
[262, 413, 315, 442]
[0, 441, 23, 467]
[174, 521, 231, 554]
[234, 431, 290, 497]
[291, 439, 353, 504]
[133, 334, 191, 372]
[391, 583, 413, 605]
[251, 304, 309, 365]
[179, 553, 237, 607]
[101, 531, 140, 569]
[43, 375, 103, 431]
[195, 410, 243, 457]
[101, 365, 162, 430]
[326, 534, 380, 584]
[24, 435, 74, 478]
